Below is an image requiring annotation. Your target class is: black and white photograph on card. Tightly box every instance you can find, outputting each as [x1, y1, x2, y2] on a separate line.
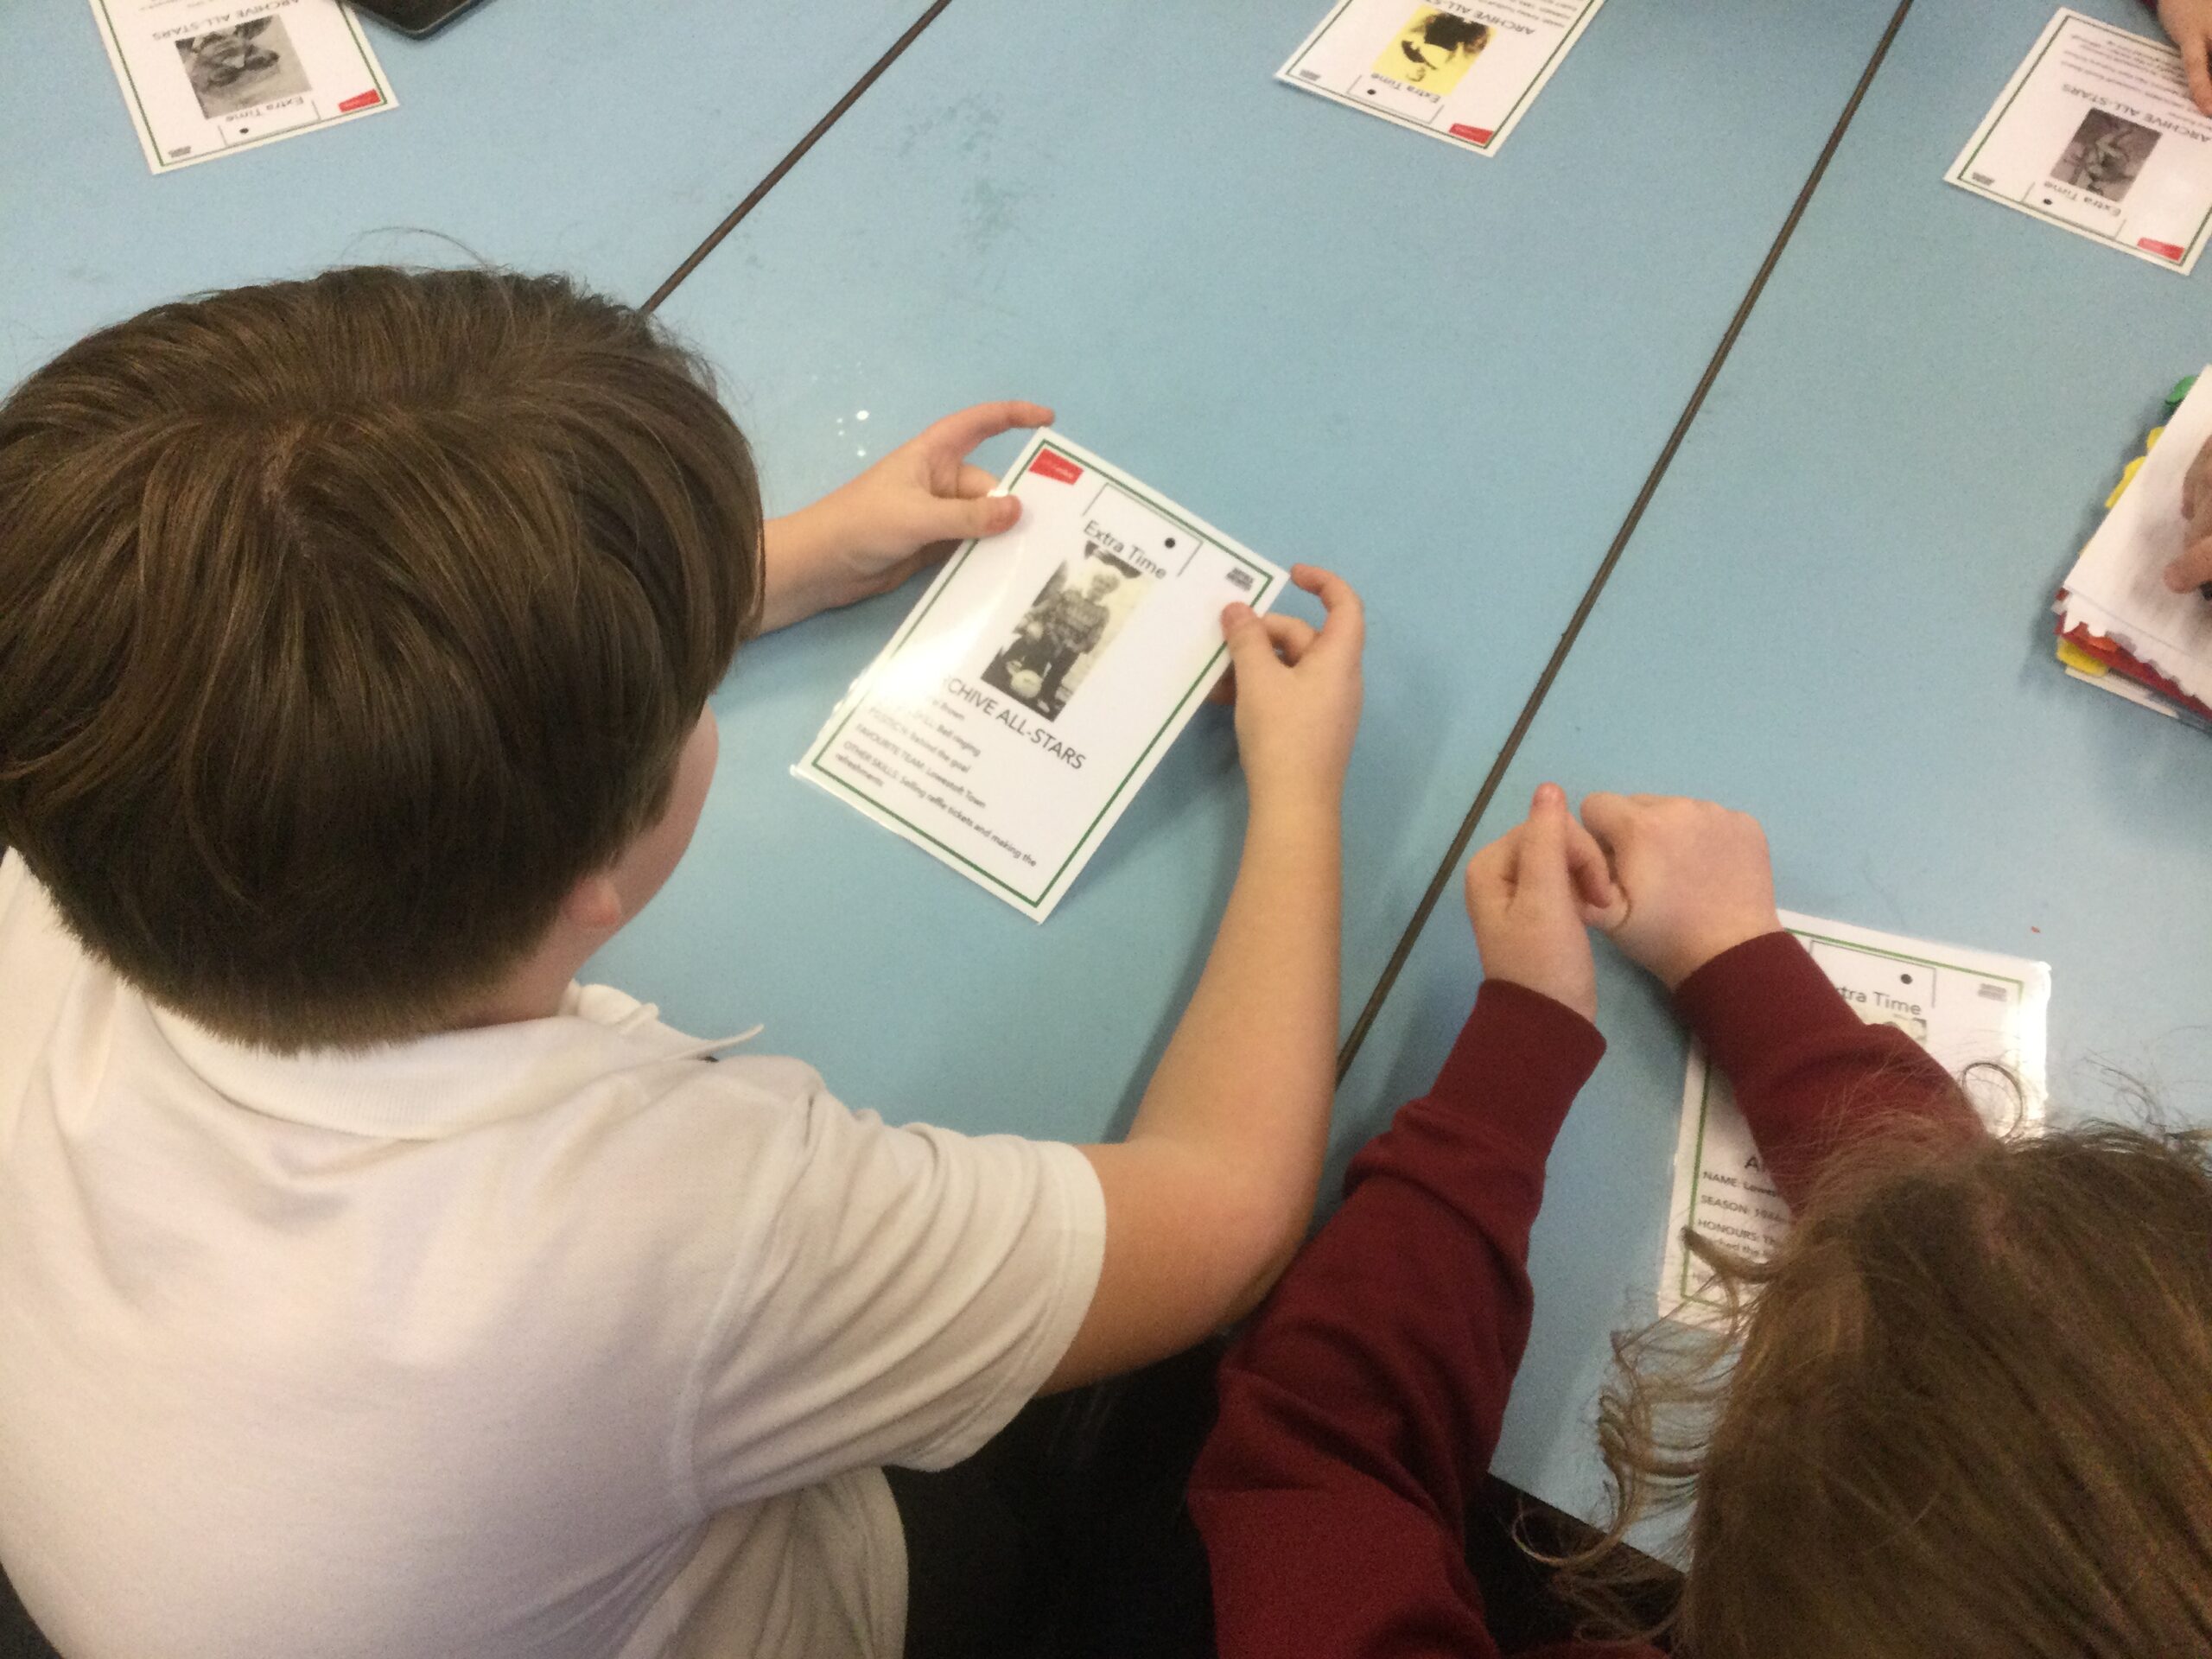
[176, 19, 309, 118]
[2051, 106, 2159, 203]
[980, 545, 1159, 721]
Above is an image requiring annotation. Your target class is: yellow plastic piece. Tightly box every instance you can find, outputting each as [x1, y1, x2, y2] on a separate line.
[2105, 425, 2166, 508]
[2057, 639, 2109, 676]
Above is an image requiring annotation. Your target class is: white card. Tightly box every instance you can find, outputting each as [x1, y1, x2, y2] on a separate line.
[87, 0, 396, 175]
[1659, 914, 2050, 1329]
[1947, 9, 2212, 274]
[1277, 0, 1605, 156]
[796, 432, 1285, 922]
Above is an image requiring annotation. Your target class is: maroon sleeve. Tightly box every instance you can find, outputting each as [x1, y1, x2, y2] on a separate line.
[1188, 981, 1655, 1659]
[1671, 931, 1985, 1209]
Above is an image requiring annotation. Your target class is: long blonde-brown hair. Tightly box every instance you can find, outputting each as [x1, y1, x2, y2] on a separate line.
[1560, 1114, 2212, 1657]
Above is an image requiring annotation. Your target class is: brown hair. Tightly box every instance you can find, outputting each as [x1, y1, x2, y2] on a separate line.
[1560, 1116, 2212, 1656]
[0, 266, 761, 1052]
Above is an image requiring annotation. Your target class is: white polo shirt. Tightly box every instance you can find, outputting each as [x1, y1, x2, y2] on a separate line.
[0, 852, 1105, 1659]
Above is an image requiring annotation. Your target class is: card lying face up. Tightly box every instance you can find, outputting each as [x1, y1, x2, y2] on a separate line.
[88, 0, 395, 174]
[1278, 0, 1607, 156]
[797, 433, 1283, 921]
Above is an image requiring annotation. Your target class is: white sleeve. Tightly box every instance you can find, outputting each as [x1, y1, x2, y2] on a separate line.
[679, 1084, 1105, 1511]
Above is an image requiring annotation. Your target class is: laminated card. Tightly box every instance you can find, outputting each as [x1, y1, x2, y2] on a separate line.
[797, 432, 1283, 921]
[1660, 913, 2050, 1329]
[1278, 0, 1606, 156]
[88, 0, 395, 174]
[1947, 9, 2212, 273]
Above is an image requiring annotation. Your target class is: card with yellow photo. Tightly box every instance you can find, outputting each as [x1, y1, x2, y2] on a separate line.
[1279, 0, 1605, 155]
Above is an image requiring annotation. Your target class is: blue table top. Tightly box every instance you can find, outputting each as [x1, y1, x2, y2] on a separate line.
[1337, 0, 2212, 1525]
[0, 0, 930, 389]
[595, 0, 1909, 1153]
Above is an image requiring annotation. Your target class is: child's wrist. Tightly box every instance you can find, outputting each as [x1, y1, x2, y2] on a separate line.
[1245, 777, 1343, 840]
[1657, 915, 1782, 989]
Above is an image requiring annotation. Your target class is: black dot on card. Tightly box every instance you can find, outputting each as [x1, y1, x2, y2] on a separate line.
[1899, 973, 1913, 985]
[1165, 537, 1176, 549]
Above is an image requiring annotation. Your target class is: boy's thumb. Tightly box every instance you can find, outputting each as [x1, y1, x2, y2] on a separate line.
[1220, 602, 1268, 669]
[950, 492, 1021, 541]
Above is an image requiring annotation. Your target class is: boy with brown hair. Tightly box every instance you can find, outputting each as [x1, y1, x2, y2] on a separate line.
[0, 266, 1365, 1659]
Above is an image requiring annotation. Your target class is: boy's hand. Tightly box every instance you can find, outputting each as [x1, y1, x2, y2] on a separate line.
[2161, 429, 2212, 592]
[1464, 783, 1622, 1020]
[1218, 565, 1364, 811]
[2158, 0, 2212, 116]
[758, 400, 1052, 632]
[1579, 793, 1781, 990]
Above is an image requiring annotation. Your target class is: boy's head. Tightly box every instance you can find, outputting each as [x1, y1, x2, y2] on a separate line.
[0, 266, 762, 1052]
[1589, 1120, 2212, 1656]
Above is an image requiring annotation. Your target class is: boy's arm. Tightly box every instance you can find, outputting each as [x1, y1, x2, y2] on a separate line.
[1188, 982, 1606, 1659]
[1672, 932, 1980, 1210]
[1045, 568, 1361, 1389]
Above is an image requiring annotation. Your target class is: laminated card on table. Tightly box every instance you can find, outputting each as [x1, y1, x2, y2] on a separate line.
[87, 0, 396, 174]
[797, 432, 1284, 922]
[1660, 913, 2050, 1330]
[1946, 9, 2212, 274]
[1277, 0, 1606, 156]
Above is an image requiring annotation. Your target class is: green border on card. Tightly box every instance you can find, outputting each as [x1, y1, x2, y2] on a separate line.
[1954, 13, 2212, 267]
[104, 0, 395, 173]
[803, 435, 1278, 911]
[1676, 931, 2027, 1308]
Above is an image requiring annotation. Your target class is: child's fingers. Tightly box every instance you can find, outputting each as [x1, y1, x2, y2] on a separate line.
[1578, 791, 1636, 859]
[1261, 613, 1320, 665]
[1291, 564, 1366, 654]
[931, 490, 1021, 542]
[955, 465, 1000, 499]
[2163, 533, 2212, 594]
[1221, 602, 1285, 681]
[1463, 825, 1522, 925]
[1565, 812, 1629, 929]
[921, 400, 1056, 460]
[1513, 784, 1579, 909]
[2185, 30, 2212, 117]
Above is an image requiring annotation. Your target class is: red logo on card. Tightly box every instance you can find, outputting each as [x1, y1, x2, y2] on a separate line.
[1449, 124, 1494, 145]
[1028, 450, 1084, 485]
[339, 90, 383, 112]
[2139, 237, 2185, 261]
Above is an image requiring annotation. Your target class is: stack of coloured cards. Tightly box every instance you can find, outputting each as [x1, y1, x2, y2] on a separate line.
[2054, 370, 2212, 728]
[797, 433, 1284, 922]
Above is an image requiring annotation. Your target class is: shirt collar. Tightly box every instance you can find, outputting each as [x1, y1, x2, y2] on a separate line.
[143, 989, 758, 1141]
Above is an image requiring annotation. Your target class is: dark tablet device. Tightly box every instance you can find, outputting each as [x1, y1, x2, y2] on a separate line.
[350, 0, 492, 39]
